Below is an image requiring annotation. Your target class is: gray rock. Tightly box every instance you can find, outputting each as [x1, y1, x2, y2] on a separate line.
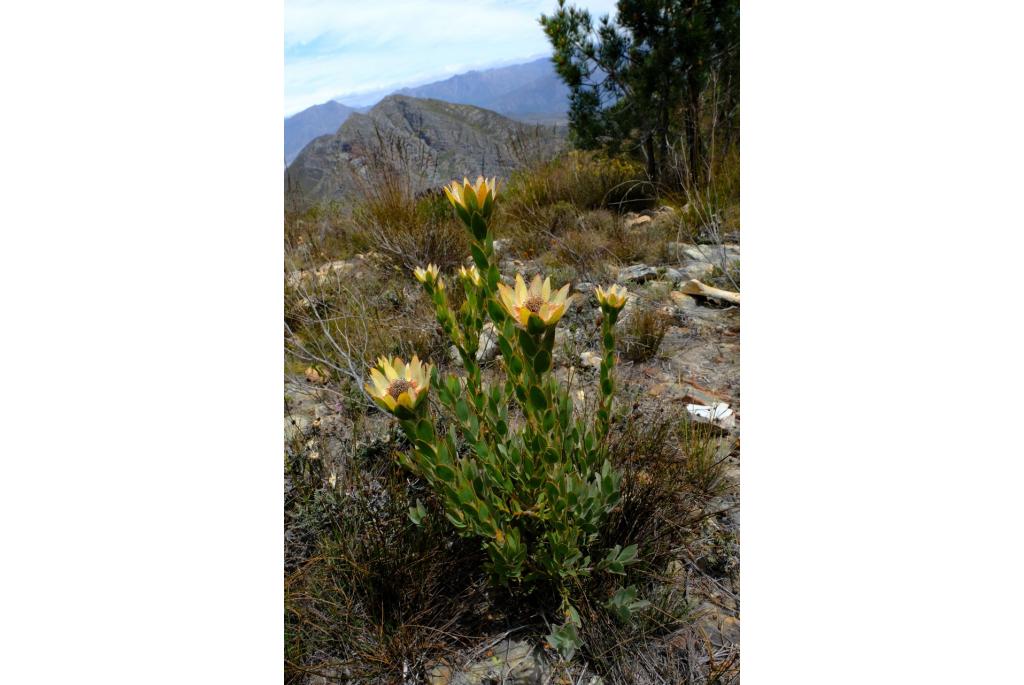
[661, 267, 684, 283]
[476, 323, 500, 363]
[284, 414, 311, 442]
[670, 292, 699, 311]
[579, 350, 602, 369]
[667, 242, 740, 264]
[680, 261, 716, 280]
[573, 281, 595, 295]
[448, 324, 500, 365]
[617, 264, 658, 284]
[449, 639, 549, 685]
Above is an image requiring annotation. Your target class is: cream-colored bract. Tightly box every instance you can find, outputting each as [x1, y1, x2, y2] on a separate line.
[497, 273, 570, 328]
[458, 264, 483, 286]
[365, 355, 432, 413]
[595, 284, 628, 310]
[443, 175, 498, 211]
[413, 263, 441, 285]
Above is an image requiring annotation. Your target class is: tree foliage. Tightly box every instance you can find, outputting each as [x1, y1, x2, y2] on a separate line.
[541, 0, 739, 190]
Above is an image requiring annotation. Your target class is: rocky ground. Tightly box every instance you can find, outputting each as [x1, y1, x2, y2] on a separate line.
[285, 215, 740, 684]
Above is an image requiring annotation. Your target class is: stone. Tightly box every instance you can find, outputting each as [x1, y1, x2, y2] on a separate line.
[675, 261, 713, 280]
[696, 604, 740, 646]
[449, 639, 549, 685]
[573, 281, 595, 295]
[306, 659, 350, 684]
[476, 322, 500, 363]
[670, 291, 699, 310]
[284, 414, 311, 442]
[623, 213, 652, 229]
[666, 242, 740, 264]
[617, 264, 658, 284]
[661, 267, 684, 283]
[579, 350, 602, 369]
[426, 661, 453, 685]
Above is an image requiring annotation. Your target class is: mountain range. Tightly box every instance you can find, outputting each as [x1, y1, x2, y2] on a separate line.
[284, 58, 568, 165]
[284, 95, 565, 211]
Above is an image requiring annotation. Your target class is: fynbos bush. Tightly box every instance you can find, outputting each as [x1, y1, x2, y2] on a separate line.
[364, 177, 642, 658]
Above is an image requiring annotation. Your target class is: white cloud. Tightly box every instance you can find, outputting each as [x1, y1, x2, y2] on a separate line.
[284, 0, 618, 115]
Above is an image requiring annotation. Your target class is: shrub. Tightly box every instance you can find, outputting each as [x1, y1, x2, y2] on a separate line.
[284, 437, 486, 683]
[284, 263, 448, 405]
[619, 306, 671, 362]
[678, 418, 735, 497]
[506, 150, 651, 213]
[499, 150, 655, 254]
[364, 178, 641, 658]
[350, 186, 467, 272]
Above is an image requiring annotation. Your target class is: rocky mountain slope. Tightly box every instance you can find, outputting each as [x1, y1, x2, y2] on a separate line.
[283, 100, 357, 166]
[285, 58, 570, 164]
[285, 95, 565, 210]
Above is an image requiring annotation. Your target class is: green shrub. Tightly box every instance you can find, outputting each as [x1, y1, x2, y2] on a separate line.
[505, 150, 651, 212]
[349, 185, 467, 272]
[365, 178, 643, 658]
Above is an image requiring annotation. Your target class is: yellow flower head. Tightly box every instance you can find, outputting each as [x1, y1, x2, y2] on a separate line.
[497, 274, 570, 328]
[366, 355, 431, 414]
[595, 284, 628, 311]
[458, 264, 482, 287]
[413, 263, 441, 285]
[443, 176, 498, 213]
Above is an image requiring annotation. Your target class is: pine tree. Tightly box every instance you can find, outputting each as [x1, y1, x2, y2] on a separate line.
[541, 0, 739, 190]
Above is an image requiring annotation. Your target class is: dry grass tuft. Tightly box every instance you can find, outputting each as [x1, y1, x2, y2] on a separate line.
[619, 306, 672, 362]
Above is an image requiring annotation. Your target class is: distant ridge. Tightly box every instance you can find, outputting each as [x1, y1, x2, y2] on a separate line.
[285, 95, 565, 211]
[394, 58, 569, 120]
[284, 100, 357, 166]
[284, 58, 568, 165]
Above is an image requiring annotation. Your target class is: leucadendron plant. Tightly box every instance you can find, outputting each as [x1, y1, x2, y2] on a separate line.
[365, 176, 644, 659]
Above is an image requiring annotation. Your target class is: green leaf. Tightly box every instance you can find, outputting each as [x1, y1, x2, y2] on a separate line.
[508, 354, 524, 375]
[533, 349, 551, 374]
[529, 386, 548, 411]
[445, 511, 467, 529]
[416, 420, 434, 443]
[471, 244, 489, 270]
[455, 399, 470, 422]
[470, 214, 488, 241]
[487, 299, 506, 323]
[526, 314, 547, 335]
[434, 464, 456, 482]
[517, 328, 538, 357]
[408, 499, 427, 525]
[619, 544, 638, 564]
[546, 622, 582, 660]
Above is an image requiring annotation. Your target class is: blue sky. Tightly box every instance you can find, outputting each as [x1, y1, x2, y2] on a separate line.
[284, 0, 618, 116]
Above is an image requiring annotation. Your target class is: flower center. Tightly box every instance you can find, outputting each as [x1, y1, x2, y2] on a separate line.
[524, 296, 544, 313]
[387, 379, 414, 399]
